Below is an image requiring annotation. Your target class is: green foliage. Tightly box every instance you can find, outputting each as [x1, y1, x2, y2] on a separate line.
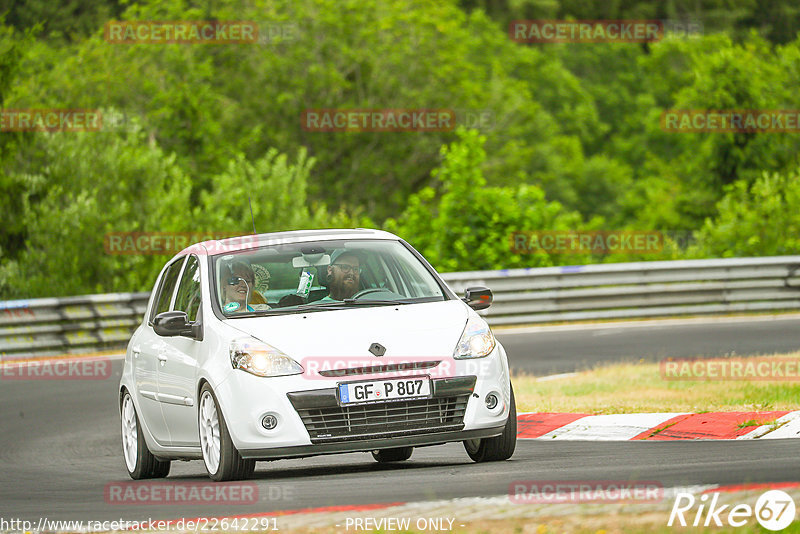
[0, 0, 125, 41]
[461, 0, 800, 44]
[197, 147, 361, 234]
[0, 24, 37, 268]
[1, 0, 800, 298]
[386, 128, 589, 272]
[0, 125, 191, 298]
[694, 167, 800, 257]
[11, 0, 615, 221]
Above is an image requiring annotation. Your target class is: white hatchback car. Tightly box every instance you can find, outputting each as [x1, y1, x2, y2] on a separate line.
[119, 229, 516, 481]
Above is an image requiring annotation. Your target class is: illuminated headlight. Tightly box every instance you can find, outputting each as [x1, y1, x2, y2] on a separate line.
[453, 316, 496, 359]
[230, 337, 303, 377]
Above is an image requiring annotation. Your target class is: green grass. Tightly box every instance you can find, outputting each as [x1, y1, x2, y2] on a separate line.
[736, 419, 774, 429]
[512, 353, 800, 414]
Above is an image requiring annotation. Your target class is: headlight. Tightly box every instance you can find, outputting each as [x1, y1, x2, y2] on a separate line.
[230, 337, 303, 377]
[453, 316, 496, 359]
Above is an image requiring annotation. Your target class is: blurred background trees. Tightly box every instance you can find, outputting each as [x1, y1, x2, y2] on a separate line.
[1, 0, 799, 297]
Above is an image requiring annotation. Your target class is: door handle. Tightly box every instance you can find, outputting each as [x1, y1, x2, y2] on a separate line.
[132, 346, 141, 359]
[157, 353, 168, 363]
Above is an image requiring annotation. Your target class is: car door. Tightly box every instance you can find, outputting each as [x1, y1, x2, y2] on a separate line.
[157, 254, 203, 446]
[134, 257, 185, 444]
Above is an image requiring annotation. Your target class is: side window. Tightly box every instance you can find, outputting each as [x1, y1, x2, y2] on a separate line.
[363, 254, 397, 293]
[151, 258, 185, 321]
[174, 255, 201, 322]
[390, 252, 442, 299]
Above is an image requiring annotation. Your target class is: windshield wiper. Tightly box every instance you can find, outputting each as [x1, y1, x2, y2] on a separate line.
[341, 299, 412, 306]
[228, 298, 429, 316]
[291, 302, 352, 312]
[264, 300, 417, 315]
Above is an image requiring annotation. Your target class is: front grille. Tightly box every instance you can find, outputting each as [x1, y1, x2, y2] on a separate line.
[292, 395, 470, 443]
[318, 360, 441, 378]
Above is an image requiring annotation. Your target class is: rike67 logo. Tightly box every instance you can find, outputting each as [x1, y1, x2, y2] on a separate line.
[669, 490, 796, 530]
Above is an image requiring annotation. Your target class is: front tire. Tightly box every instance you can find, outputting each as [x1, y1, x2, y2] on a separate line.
[121, 391, 171, 479]
[199, 384, 255, 481]
[372, 447, 413, 462]
[464, 385, 517, 462]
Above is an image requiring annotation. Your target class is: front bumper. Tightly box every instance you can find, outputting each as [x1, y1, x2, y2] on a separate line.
[214, 344, 512, 456]
[287, 375, 475, 443]
[239, 425, 505, 459]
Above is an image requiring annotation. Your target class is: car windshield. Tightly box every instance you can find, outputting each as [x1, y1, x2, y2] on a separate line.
[212, 239, 447, 316]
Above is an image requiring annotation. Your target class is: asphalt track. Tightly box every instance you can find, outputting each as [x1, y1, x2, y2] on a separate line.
[497, 315, 800, 375]
[2, 316, 800, 522]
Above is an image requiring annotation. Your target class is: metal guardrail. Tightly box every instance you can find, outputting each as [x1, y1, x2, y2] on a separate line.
[444, 256, 800, 325]
[2, 256, 800, 358]
[0, 293, 149, 359]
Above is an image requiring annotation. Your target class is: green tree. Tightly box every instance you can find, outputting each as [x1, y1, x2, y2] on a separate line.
[11, 0, 600, 221]
[197, 147, 368, 235]
[0, 24, 37, 265]
[0, 0, 125, 41]
[0, 124, 191, 298]
[386, 128, 589, 272]
[694, 167, 800, 257]
[460, 0, 800, 44]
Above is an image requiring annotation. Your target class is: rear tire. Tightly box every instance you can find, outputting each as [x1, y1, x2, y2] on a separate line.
[121, 391, 171, 479]
[464, 385, 517, 462]
[199, 384, 255, 481]
[371, 447, 413, 463]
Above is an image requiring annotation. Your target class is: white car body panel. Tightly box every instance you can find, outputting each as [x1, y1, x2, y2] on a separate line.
[119, 229, 511, 462]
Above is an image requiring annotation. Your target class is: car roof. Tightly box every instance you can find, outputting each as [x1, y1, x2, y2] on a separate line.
[177, 228, 401, 258]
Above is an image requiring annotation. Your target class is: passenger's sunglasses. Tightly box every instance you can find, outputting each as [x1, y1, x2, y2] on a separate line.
[227, 276, 254, 286]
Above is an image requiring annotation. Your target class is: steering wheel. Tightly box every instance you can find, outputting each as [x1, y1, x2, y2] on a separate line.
[349, 288, 385, 300]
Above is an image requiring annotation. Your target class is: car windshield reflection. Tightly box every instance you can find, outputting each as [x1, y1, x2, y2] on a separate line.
[213, 239, 446, 316]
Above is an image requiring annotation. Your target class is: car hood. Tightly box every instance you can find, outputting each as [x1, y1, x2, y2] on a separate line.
[225, 299, 470, 360]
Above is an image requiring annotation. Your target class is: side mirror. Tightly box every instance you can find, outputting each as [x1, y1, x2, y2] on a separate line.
[153, 311, 197, 338]
[463, 286, 493, 311]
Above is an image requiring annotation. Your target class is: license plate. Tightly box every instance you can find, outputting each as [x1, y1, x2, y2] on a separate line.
[337, 376, 431, 406]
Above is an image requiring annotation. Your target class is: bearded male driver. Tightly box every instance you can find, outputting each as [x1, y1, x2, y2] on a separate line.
[320, 251, 361, 301]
